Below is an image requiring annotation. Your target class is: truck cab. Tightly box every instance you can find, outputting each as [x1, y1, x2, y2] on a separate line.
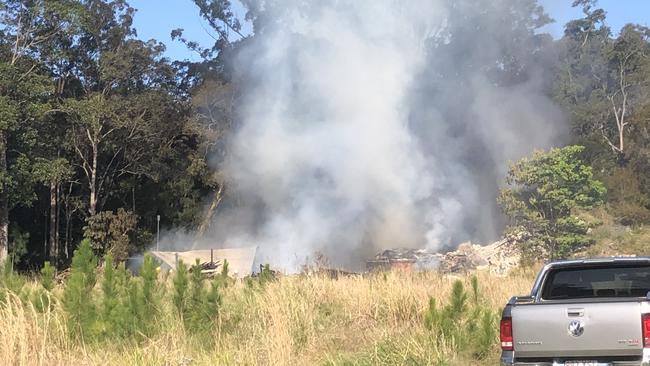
[501, 257, 650, 366]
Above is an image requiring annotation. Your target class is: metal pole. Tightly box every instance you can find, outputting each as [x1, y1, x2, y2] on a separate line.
[156, 215, 160, 251]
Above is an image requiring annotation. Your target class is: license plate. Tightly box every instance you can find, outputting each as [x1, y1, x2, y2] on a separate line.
[564, 362, 599, 366]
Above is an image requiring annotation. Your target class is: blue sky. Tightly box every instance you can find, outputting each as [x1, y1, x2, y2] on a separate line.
[129, 0, 650, 61]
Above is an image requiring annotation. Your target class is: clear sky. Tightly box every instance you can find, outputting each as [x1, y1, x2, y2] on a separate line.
[129, 0, 650, 61]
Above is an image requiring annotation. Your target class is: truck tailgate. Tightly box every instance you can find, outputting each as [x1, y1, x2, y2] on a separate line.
[512, 301, 643, 358]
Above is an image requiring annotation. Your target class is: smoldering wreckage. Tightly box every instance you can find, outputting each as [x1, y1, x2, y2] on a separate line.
[125, 189, 524, 278]
[126, 234, 523, 279]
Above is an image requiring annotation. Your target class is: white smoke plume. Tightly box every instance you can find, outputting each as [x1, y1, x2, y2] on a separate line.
[209, 0, 565, 270]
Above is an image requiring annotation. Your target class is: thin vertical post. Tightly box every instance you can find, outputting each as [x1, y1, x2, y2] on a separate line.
[156, 215, 160, 251]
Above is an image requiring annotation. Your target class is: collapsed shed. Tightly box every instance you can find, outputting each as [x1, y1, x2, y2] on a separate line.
[149, 246, 258, 278]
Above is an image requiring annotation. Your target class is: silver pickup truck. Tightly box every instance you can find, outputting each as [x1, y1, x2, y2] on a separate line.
[500, 257, 650, 366]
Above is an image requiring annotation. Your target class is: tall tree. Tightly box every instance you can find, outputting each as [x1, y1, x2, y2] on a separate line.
[555, 1, 650, 162]
[499, 146, 606, 259]
[0, 0, 77, 262]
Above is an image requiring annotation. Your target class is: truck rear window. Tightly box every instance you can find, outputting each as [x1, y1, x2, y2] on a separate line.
[541, 264, 650, 300]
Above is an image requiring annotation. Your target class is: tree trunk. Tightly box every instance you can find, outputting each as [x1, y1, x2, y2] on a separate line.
[0, 130, 7, 263]
[64, 183, 73, 260]
[64, 209, 71, 260]
[192, 184, 224, 249]
[55, 183, 60, 258]
[618, 123, 625, 161]
[89, 140, 98, 216]
[49, 180, 57, 263]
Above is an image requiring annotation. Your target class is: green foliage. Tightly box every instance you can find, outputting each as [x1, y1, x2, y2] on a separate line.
[259, 263, 275, 286]
[29, 259, 57, 313]
[221, 258, 229, 277]
[471, 275, 479, 306]
[98, 254, 160, 339]
[0, 0, 217, 271]
[109, 263, 139, 337]
[8, 226, 29, 265]
[601, 167, 650, 225]
[423, 297, 438, 332]
[499, 146, 606, 259]
[62, 239, 98, 340]
[126, 278, 144, 335]
[423, 279, 497, 361]
[172, 260, 189, 315]
[140, 254, 160, 329]
[0, 257, 25, 295]
[171, 0, 242, 59]
[473, 310, 497, 359]
[187, 260, 205, 329]
[101, 254, 117, 323]
[41, 261, 55, 291]
[447, 281, 468, 321]
[182, 259, 222, 335]
[84, 209, 139, 261]
[213, 259, 232, 288]
[204, 276, 223, 324]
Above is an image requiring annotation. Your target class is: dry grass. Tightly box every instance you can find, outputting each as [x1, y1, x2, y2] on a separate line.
[0, 270, 535, 366]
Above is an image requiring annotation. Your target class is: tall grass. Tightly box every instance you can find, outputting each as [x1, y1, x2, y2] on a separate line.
[0, 263, 534, 366]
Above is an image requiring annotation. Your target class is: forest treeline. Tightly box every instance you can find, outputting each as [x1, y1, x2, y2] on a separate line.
[0, 0, 649, 270]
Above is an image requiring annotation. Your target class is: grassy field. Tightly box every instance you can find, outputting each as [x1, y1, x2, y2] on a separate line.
[0, 265, 537, 366]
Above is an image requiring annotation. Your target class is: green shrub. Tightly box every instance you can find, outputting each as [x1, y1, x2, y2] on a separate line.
[424, 298, 439, 331]
[140, 254, 160, 332]
[0, 257, 25, 295]
[186, 260, 205, 330]
[172, 260, 189, 315]
[101, 254, 117, 320]
[31, 261, 57, 313]
[216, 259, 232, 288]
[499, 145, 606, 259]
[62, 239, 98, 340]
[424, 279, 498, 360]
[170, 260, 224, 336]
[99, 253, 122, 337]
[472, 310, 497, 360]
[447, 280, 467, 321]
[204, 275, 223, 321]
[29, 287, 51, 313]
[126, 277, 144, 334]
[41, 261, 56, 291]
[111, 263, 138, 337]
[259, 263, 275, 287]
[471, 275, 479, 305]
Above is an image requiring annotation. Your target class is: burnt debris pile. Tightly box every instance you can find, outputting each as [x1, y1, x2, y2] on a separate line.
[367, 233, 524, 275]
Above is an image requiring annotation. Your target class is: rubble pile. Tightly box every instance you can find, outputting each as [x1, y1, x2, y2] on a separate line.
[367, 248, 443, 272]
[368, 232, 524, 275]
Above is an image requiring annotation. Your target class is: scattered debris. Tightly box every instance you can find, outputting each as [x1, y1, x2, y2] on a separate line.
[188, 260, 222, 276]
[367, 248, 442, 272]
[367, 232, 524, 275]
[248, 264, 282, 279]
[149, 246, 257, 278]
[54, 268, 71, 284]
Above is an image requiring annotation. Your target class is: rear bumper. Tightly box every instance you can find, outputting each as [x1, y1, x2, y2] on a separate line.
[501, 349, 650, 365]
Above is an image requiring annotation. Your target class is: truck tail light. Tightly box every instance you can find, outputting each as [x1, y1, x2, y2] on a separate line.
[500, 317, 513, 351]
[643, 314, 650, 347]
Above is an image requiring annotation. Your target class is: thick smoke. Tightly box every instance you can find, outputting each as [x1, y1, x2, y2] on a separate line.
[210, 0, 565, 270]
